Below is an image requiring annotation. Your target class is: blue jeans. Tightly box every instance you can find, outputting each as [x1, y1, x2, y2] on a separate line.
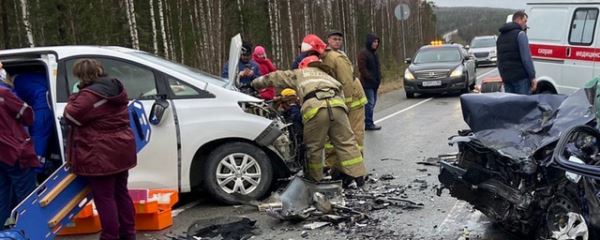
[364, 88, 378, 127]
[504, 79, 531, 95]
[0, 162, 36, 227]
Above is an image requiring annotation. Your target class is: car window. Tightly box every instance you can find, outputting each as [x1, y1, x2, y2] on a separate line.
[414, 48, 461, 63]
[569, 8, 599, 45]
[66, 58, 158, 100]
[167, 77, 203, 97]
[470, 38, 496, 48]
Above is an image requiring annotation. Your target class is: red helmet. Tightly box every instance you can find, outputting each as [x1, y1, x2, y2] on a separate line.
[301, 34, 327, 55]
[299, 55, 321, 69]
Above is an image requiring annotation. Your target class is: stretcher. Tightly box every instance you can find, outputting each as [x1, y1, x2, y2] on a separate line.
[2, 100, 151, 240]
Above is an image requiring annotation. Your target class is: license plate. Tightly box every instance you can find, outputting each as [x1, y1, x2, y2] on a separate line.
[422, 81, 442, 87]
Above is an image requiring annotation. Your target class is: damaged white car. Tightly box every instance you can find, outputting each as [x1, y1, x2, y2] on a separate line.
[0, 35, 299, 204]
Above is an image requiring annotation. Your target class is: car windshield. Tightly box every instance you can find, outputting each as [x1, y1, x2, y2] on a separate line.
[130, 52, 228, 87]
[414, 48, 461, 63]
[471, 38, 496, 48]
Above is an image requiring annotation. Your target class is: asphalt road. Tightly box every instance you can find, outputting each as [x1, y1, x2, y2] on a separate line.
[61, 67, 516, 240]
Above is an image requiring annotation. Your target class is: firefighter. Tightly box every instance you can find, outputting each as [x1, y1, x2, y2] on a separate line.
[302, 34, 368, 185]
[251, 55, 365, 183]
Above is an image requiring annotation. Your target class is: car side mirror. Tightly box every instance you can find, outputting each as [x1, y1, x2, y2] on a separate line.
[404, 58, 412, 64]
[149, 99, 169, 125]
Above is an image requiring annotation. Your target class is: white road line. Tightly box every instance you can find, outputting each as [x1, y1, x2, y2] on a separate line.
[374, 97, 434, 124]
[374, 68, 497, 125]
[437, 201, 467, 232]
[476, 68, 498, 80]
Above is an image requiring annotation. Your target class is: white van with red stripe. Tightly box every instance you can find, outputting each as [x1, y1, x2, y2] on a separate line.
[527, 0, 600, 94]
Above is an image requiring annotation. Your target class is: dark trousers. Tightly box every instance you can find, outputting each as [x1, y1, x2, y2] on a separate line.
[364, 87, 379, 127]
[0, 162, 36, 228]
[504, 79, 531, 95]
[87, 171, 136, 240]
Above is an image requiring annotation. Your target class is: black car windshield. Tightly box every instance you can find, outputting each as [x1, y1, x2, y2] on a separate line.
[130, 52, 227, 87]
[414, 48, 461, 63]
[471, 38, 496, 48]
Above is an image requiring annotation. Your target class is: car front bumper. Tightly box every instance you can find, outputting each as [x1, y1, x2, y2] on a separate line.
[404, 75, 468, 94]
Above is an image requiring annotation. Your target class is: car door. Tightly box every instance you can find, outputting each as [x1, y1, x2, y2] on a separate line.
[562, 7, 599, 93]
[461, 47, 476, 84]
[56, 57, 179, 190]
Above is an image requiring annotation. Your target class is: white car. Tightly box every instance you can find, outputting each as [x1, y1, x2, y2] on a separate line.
[467, 35, 498, 67]
[0, 37, 298, 204]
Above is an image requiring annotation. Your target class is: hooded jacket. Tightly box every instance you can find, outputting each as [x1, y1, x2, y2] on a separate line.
[252, 46, 277, 100]
[65, 76, 136, 176]
[0, 82, 38, 168]
[497, 22, 530, 83]
[357, 33, 381, 89]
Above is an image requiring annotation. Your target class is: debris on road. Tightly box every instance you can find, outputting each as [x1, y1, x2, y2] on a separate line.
[379, 174, 395, 180]
[185, 217, 261, 240]
[303, 221, 331, 230]
[380, 157, 403, 162]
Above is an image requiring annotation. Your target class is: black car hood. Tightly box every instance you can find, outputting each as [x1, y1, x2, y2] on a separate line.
[409, 62, 461, 72]
[458, 90, 594, 161]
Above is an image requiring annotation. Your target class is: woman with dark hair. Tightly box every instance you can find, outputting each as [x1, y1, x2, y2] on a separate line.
[64, 59, 137, 240]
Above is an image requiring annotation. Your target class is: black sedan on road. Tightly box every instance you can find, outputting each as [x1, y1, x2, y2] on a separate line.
[403, 44, 476, 98]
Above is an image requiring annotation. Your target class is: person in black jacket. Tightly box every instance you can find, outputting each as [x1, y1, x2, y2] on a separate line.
[497, 11, 537, 94]
[358, 33, 382, 131]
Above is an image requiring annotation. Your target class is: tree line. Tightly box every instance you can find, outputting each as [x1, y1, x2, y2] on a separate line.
[435, 7, 516, 45]
[1, 0, 438, 81]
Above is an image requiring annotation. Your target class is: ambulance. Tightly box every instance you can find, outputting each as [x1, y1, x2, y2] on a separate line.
[527, 0, 600, 94]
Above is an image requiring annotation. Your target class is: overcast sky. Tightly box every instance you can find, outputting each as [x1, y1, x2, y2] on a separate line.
[430, 0, 526, 9]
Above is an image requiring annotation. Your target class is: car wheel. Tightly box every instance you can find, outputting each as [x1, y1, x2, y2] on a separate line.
[406, 91, 415, 98]
[536, 189, 589, 240]
[203, 142, 273, 204]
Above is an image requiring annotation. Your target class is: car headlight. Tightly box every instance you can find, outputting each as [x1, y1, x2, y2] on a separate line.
[404, 69, 415, 80]
[450, 66, 463, 78]
[490, 50, 496, 55]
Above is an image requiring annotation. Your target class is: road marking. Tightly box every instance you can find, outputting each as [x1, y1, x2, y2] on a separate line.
[437, 201, 467, 232]
[374, 97, 434, 124]
[476, 68, 498, 80]
[374, 68, 497, 125]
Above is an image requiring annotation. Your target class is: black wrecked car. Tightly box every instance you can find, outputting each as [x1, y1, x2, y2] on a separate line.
[438, 90, 600, 239]
[403, 44, 476, 98]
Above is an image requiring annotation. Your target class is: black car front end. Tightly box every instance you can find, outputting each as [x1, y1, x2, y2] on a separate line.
[403, 66, 468, 95]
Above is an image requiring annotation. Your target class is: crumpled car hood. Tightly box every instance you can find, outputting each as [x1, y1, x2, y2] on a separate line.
[459, 90, 595, 160]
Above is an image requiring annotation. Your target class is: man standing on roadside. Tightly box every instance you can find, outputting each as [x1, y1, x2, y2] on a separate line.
[358, 33, 382, 130]
[497, 11, 536, 94]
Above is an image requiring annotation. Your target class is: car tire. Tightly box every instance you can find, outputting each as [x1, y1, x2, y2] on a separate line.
[406, 91, 415, 98]
[203, 142, 273, 204]
[536, 186, 590, 240]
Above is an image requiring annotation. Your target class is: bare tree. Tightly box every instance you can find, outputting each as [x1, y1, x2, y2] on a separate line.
[286, 0, 295, 63]
[149, 0, 158, 54]
[157, 0, 169, 59]
[237, 0, 245, 34]
[19, 0, 34, 47]
[124, 0, 139, 49]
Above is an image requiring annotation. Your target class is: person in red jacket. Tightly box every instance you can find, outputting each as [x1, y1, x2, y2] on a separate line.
[65, 59, 136, 240]
[0, 62, 39, 228]
[252, 46, 276, 100]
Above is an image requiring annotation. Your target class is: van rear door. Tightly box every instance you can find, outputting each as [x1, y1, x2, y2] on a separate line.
[562, 6, 600, 93]
[527, 5, 570, 93]
[0, 52, 63, 160]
